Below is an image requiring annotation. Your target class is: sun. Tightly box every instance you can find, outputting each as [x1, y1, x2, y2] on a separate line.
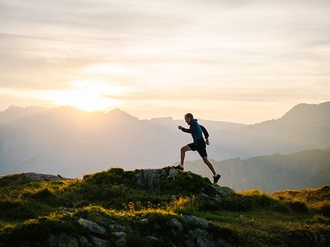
[46, 81, 121, 112]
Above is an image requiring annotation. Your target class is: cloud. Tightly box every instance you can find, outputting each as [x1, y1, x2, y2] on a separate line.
[1, 0, 329, 122]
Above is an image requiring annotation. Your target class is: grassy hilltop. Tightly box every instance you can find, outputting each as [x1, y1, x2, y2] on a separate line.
[0, 168, 329, 247]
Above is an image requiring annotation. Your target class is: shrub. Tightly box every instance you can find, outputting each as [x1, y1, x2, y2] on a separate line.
[30, 188, 60, 206]
[161, 171, 213, 195]
[0, 200, 36, 219]
[287, 200, 309, 214]
[0, 218, 85, 246]
[309, 215, 330, 225]
[83, 168, 136, 187]
[31, 188, 54, 199]
[271, 202, 291, 214]
[252, 194, 276, 208]
[316, 203, 330, 217]
[172, 196, 198, 215]
[219, 194, 254, 211]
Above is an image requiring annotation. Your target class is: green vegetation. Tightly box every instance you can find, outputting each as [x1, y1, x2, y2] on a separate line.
[0, 168, 329, 246]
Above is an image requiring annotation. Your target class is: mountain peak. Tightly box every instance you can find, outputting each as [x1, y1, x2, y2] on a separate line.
[107, 108, 138, 120]
[0, 105, 47, 122]
[4, 105, 24, 112]
[280, 102, 330, 123]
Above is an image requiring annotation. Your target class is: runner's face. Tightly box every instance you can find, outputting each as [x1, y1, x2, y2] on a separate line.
[185, 116, 191, 124]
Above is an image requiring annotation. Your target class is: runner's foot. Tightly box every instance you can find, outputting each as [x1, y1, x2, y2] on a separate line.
[173, 164, 184, 171]
[213, 174, 221, 184]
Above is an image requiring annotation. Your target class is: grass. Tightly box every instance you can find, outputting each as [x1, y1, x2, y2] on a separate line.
[272, 186, 330, 216]
[0, 168, 329, 246]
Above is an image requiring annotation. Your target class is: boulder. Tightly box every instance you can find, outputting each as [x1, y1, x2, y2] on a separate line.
[183, 215, 210, 228]
[78, 218, 106, 235]
[92, 236, 110, 247]
[49, 233, 79, 247]
[135, 168, 169, 191]
[111, 232, 127, 247]
[170, 218, 184, 232]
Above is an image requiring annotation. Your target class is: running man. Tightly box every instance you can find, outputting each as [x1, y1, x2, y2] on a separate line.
[173, 113, 221, 184]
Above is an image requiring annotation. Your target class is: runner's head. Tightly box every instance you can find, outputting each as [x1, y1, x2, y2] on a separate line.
[184, 113, 193, 124]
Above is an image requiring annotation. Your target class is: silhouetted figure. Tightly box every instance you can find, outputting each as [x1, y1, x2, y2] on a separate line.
[173, 113, 221, 184]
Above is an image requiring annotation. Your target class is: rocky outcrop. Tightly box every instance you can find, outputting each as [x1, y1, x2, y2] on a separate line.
[0, 172, 71, 186]
[70, 213, 237, 247]
[134, 168, 174, 191]
[49, 211, 330, 247]
[78, 218, 106, 235]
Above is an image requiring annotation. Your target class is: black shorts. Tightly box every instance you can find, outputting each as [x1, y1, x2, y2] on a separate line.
[188, 139, 207, 158]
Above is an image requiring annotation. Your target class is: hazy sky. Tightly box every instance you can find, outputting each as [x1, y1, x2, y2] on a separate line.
[1, 0, 329, 123]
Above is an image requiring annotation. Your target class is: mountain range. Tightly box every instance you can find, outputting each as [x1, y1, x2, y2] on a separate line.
[0, 102, 329, 191]
[185, 147, 330, 193]
[0, 105, 244, 177]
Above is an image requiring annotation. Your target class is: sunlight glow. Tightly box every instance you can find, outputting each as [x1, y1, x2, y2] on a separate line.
[45, 81, 122, 112]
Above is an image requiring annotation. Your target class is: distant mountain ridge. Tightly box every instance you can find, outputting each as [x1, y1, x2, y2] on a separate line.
[212, 101, 330, 160]
[0, 102, 329, 192]
[0, 105, 244, 178]
[185, 147, 330, 193]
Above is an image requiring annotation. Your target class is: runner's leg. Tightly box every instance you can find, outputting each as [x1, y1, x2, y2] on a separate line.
[202, 156, 217, 176]
[180, 145, 191, 165]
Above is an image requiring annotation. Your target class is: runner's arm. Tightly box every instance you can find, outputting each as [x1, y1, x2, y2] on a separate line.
[200, 125, 209, 139]
[181, 127, 192, 133]
[181, 120, 197, 134]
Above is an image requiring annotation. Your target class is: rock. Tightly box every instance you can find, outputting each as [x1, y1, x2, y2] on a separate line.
[0, 172, 72, 185]
[139, 218, 149, 224]
[213, 194, 222, 203]
[153, 223, 162, 231]
[49, 233, 78, 247]
[78, 218, 106, 235]
[192, 228, 209, 237]
[239, 215, 245, 219]
[197, 236, 216, 247]
[170, 218, 184, 232]
[213, 186, 235, 197]
[169, 168, 179, 178]
[189, 229, 216, 247]
[112, 232, 127, 247]
[112, 232, 126, 238]
[217, 239, 233, 247]
[183, 215, 210, 228]
[92, 236, 110, 247]
[79, 236, 93, 247]
[135, 168, 169, 191]
[185, 238, 196, 247]
[195, 193, 220, 210]
[194, 186, 236, 210]
[146, 236, 159, 242]
[317, 234, 326, 247]
[109, 224, 127, 232]
[115, 238, 127, 247]
[25, 172, 72, 181]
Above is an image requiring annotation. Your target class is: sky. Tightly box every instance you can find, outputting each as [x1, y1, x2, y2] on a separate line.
[1, 0, 329, 124]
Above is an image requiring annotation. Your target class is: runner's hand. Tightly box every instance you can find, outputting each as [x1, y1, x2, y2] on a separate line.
[205, 138, 210, 145]
[178, 125, 183, 130]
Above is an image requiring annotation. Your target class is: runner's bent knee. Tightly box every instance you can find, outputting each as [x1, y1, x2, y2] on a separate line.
[181, 145, 190, 152]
